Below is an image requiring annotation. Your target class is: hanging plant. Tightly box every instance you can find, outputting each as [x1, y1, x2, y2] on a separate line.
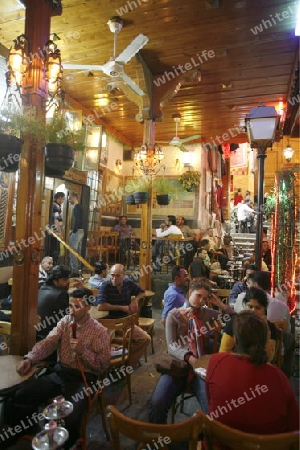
[178, 170, 201, 191]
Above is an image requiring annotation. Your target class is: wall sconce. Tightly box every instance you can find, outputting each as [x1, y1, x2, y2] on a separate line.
[6, 34, 29, 88]
[283, 139, 294, 162]
[115, 159, 122, 172]
[43, 40, 63, 97]
[175, 158, 181, 170]
[182, 152, 193, 168]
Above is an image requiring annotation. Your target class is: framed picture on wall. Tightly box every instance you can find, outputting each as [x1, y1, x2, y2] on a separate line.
[101, 169, 123, 216]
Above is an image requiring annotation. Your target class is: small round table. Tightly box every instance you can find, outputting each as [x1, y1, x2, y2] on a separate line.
[0, 355, 35, 395]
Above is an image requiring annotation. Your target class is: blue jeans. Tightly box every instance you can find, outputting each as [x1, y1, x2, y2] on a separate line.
[69, 229, 84, 273]
[149, 373, 208, 424]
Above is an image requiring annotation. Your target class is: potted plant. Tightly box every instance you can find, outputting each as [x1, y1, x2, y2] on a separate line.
[0, 107, 46, 172]
[153, 177, 178, 205]
[133, 177, 151, 204]
[45, 115, 85, 175]
[178, 170, 201, 192]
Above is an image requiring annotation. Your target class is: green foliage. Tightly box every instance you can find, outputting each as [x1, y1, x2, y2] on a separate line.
[46, 115, 86, 152]
[0, 108, 86, 152]
[0, 107, 47, 141]
[178, 170, 201, 191]
[264, 192, 276, 219]
[153, 177, 178, 195]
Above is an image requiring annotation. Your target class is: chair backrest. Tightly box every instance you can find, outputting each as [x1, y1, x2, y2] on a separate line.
[165, 234, 183, 240]
[0, 321, 11, 355]
[98, 314, 136, 364]
[216, 289, 230, 305]
[107, 404, 201, 450]
[197, 409, 300, 450]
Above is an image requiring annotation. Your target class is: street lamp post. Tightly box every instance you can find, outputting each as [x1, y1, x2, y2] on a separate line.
[245, 104, 280, 270]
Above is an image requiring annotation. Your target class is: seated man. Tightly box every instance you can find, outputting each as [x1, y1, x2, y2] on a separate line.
[201, 228, 218, 252]
[161, 265, 189, 326]
[88, 261, 108, 290]
[189, 247, 210, 280]
[9, 288, 110, 448]
[229, 264, 257, 306]
[152, 215, 182, 269]
[96, 264, 150, 366]
[111, 215, 135, 265]
[262, 240, 272, 271]
[38, 256, 53, 289]
[176, 216, 197, 268]
[37, 265, 70, 341]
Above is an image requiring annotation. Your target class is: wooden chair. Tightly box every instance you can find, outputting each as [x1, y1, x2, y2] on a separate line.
[81, 381, 110, 446]
[98, 314, 135, 404]
[100, 231, 118, 264]
[215, 289, 230, 305]
[270, 320, 289, 369]
[137, 297, 155, 362]
[86, 231, 101, 264]
[107, 404, 201, 450]
[0, 321, 11, 355]
[197, 409, 300, 450]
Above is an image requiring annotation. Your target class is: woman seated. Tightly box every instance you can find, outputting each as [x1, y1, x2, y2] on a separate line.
[206, 311, 299, 435]
[219, 287, 277, 362]
[149, 279, 234, 424]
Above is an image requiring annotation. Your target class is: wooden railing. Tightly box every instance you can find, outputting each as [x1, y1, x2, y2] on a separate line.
[46, 226, 94, 272]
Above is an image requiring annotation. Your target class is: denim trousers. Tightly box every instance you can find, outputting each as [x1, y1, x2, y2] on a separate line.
[149, 373, 208, 424]
[69, 229, 84, 273]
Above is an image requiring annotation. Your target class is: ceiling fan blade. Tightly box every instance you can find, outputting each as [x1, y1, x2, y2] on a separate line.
[178, 144, 189, 152]
[116, 34, 149, 64]
[179, 134, 201, 144]
[121, 72, 145, 96]
[63, 63, 105, 71]
[119, 83, 144, 109]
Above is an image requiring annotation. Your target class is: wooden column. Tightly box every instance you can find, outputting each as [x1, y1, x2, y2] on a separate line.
[139, 188, 153, 290]
[11, 0, 54, 355]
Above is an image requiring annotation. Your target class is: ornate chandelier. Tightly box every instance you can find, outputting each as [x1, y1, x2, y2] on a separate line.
[134, 143, 164, 175]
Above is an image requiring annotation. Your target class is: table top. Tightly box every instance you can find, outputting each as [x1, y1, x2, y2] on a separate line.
[89, 306, 109, 320]
[0, 355, 35, 394]
[144, 290, 155, 298]
[0, 309, 12, 315]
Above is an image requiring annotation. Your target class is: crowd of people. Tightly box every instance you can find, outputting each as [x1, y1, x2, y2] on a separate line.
[1, 188, 298, 449]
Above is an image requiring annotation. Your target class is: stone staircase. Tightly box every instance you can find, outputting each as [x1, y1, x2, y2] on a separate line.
[231, 232, 256, 254]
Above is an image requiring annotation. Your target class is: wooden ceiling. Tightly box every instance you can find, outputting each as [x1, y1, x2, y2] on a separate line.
[0, 0, 299, 147]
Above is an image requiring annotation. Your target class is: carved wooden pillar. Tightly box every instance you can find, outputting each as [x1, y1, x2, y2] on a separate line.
[11, 0, 61, 355]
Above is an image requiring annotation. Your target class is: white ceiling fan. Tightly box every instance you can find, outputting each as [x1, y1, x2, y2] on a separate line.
[168, 113, 201, 152]
[63, 17, 149, 97]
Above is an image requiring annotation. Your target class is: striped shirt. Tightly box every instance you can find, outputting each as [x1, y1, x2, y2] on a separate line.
[26, 314, 110, 375]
